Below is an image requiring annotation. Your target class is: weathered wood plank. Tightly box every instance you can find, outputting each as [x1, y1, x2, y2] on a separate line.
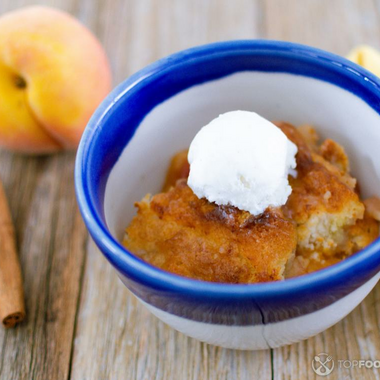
[264, 0, 380, 55]
[1, 0, 380, 379]
[0, 151, 87, 380]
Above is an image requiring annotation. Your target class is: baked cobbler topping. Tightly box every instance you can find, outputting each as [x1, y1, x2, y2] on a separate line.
[123, 121, 379, 283]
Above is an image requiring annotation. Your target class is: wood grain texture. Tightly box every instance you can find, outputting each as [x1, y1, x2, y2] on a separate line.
[0, 151, 87, 380]
[0, 0, 379, 379]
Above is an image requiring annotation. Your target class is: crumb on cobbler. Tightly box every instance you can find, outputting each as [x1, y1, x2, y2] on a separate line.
[123, 122, 380, 283]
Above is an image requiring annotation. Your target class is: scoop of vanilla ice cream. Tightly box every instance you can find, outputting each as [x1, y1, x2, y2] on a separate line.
[187, 111, 298, 215]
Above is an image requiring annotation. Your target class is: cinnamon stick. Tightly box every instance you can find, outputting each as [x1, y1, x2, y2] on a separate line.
[0, 178, 25, 327]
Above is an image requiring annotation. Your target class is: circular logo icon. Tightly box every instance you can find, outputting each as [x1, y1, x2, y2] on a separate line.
[312, 353, 335, 376]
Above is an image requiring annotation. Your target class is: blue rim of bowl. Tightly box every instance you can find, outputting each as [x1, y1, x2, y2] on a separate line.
[75, 40, 380, 300]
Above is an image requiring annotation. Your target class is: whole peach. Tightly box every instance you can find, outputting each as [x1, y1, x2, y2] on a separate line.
[0, 6, 112, 154]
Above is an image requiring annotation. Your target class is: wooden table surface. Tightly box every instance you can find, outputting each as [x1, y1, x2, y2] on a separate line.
[1, 0, 380, 379]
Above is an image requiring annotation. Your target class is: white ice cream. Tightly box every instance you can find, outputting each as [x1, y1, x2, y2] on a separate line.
[187, 111, 298, 215]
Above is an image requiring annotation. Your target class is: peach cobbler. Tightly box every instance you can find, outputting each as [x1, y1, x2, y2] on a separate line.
[123, 117, 380, 283]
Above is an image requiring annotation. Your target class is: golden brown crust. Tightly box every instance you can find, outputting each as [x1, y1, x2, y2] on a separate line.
[319, 138, 350, 173]
[124, 180, 297, 283]
[297, 125, 319, 150]
[277, 122, 361, 216]
[276, 122, 377, 275]
[162, 150, 189, 192]
[125, 122, 379, 282]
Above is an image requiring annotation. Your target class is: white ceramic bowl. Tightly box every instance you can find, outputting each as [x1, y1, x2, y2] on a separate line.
[76, 40, 380, 349]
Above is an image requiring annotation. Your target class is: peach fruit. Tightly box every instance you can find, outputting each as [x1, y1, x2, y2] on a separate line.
[347, 45, 380, 78]
[0, 6, 112, 154]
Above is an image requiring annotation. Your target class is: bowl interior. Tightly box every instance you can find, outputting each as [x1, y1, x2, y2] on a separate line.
[105, 70, 380, 240]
